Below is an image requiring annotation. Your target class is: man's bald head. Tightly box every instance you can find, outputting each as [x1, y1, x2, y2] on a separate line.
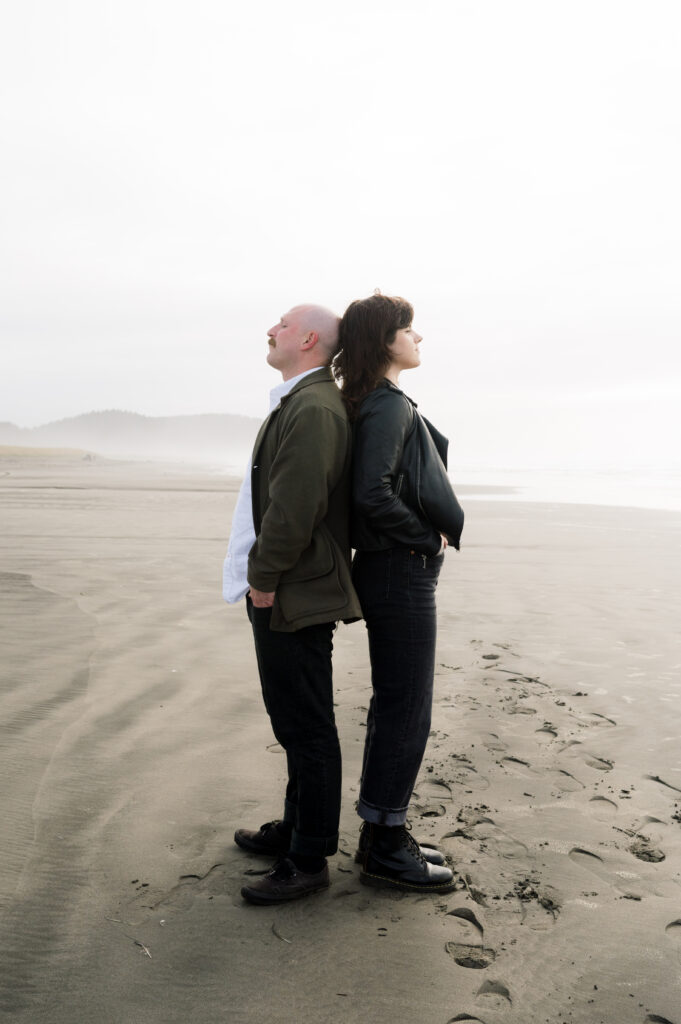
[291, 304, 340, 361]
[266, 304, 341, 380]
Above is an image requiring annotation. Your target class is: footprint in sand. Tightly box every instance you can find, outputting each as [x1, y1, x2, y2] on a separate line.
[582, 754, 614, 772]
[456, 694, 483, 711]
[569, 847, 608, 878]
[586, 712, 617, 727]
[413, 778, 454, 818]
[500, 671, 545, 685]
[568, 848, 644, 899]
[635, 814, 667, 829]
[447, 1015, 488, 1023]
[629, 836, 666, 863]
[644, 774, 681, 795]
[501, 756, 535, 778]
[629, 815, 668, 851]
[644, 1016, 677, 1024]
[512, 878, 561, 926]
[535, 723, 558, 744]
[447, 906, 485, 938]
[413, 801, 448, 817]
[549, 769, 586, 793]
[451, 807, 496, 829]
[444, 909, 493, 968]
[481, 733, 507, 753]
[459, 874, 489, 908]
[148, 864, 225, 912]
[507, 703, 538, 716]
[561, 743, 614, 773]
[665, 919, 681, 945]
[411, 778, 454, 819]
[445, 941, 496, 970]
[475, 980, 512, 1008]
[450, 763, 490, 791]
[417, 778, 454, 800]
[587, 796, 619, 820]
[454, 820, 528, 861]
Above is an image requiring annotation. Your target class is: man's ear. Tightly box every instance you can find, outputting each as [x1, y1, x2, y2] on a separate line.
[300, 331, 319, 350]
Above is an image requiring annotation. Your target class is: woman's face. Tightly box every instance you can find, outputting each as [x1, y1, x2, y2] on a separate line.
[387, 325, 423, 374]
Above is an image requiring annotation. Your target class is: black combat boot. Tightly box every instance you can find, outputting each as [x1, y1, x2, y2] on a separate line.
[360, 823, 456, 893]
[355, 821, 446, 865]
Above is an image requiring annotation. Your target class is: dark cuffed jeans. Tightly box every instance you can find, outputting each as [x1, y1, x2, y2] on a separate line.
[246, 598, 341, 857]
[352, 547, 444, 826]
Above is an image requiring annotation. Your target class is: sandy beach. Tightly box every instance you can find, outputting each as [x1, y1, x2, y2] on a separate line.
[1, 449, 680, 1024]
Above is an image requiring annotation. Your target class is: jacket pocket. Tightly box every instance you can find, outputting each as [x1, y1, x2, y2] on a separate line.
[277, 525, 335, 585]
[275, 544, 350, 627]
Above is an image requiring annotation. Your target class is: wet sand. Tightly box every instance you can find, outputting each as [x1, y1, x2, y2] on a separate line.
[1, 450, 680, 1024]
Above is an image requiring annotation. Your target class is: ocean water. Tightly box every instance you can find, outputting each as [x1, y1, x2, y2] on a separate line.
[456, 467, 681, 512]
[216, 459, 681, 513]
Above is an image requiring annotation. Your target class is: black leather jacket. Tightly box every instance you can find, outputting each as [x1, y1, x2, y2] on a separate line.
[351, 380, 464, 556]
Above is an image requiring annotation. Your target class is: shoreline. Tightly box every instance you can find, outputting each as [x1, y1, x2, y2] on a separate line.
[3, 445, 681, 513]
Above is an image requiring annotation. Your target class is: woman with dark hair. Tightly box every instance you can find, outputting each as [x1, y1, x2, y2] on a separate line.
[333, 292, 464, 894]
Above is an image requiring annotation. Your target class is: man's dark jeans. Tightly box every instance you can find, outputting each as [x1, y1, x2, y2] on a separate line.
[246, 598, 341, 857]
[352, 547, 443, 826]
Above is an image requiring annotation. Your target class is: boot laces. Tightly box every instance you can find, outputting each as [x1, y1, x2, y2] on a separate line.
[359, 821, 427, 865]
[400, 826, 427, 865]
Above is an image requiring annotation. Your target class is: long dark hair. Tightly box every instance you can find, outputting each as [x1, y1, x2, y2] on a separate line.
[333, 293, 414, 418]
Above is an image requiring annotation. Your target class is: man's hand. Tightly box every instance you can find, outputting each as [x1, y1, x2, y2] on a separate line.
[440, 534, 449, 553]
[249, 587, 275, 608]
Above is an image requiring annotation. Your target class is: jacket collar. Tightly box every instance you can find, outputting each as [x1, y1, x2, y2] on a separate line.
[279, 365, 334, 404]
[378, 377, 418, 407]
[252, 366, 334, 466]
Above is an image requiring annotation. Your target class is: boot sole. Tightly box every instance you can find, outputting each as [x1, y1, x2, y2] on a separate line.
[359, 869, 456, 894]
[240, 881, 330, 905]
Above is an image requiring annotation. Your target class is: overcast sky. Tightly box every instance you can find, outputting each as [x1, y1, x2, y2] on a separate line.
[2, 0, 680, 470]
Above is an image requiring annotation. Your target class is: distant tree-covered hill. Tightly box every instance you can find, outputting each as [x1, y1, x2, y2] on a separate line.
[0, 410, 261, 463]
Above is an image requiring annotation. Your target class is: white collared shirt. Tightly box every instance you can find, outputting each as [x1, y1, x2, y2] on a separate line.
[222, 367, 321, 603]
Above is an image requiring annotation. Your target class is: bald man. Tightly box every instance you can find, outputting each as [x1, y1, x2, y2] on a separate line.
[223, 305, 361, 904]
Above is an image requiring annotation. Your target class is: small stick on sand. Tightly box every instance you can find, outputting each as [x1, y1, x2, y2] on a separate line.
[272, 923, 291, 943]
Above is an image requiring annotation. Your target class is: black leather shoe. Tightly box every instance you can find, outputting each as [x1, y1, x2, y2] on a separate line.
[234, 820, 291, 856]
[241, 857, 330, 905]
[354, 821, 446, 866]
[359, 824, 456, 893]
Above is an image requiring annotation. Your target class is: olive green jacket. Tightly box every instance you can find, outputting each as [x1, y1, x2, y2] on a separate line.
[247, 366, 362, 632]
